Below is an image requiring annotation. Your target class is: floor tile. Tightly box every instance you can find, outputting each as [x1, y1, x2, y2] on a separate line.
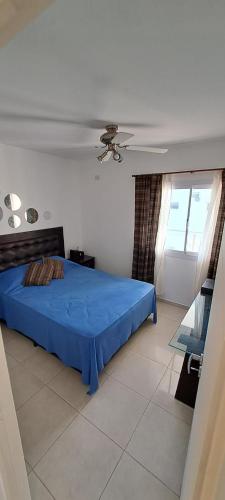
[157, 301, 187, 322]
[10, 301, 191, 499]
[48, 365, 107, 411]
[35, 415, 122, 500]
[5, 333, 37, 362]
[28, 472, 54, 500]
[23, 346, 64, 383]
[128, 316, 179, 366]
[9, 364, 43, 410]
[130, 333, 173, 366]
[82, 378, 148, 447]
[1, 323, 19, 345]
[127, 403, 190, 495]
[153, 369, 193, 424]
[169, 352, 185, 373]
[101, 453, 179, 500]
[135, 315, 180, 342]
[17, 386, 77, 467]
[5, 352, 20, 371]
[26, 460, 32, 474]
[111, 351, 166, 399]
[105, 341, 132, 376]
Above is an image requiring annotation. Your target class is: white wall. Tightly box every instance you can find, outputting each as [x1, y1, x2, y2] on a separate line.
[161, 253, 197, 306]
[77, 137, 225, 306]
[1, 137, 224, 306]
[0, 144, 82, 256]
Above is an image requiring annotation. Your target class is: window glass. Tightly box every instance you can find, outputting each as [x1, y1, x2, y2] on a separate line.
[165, 186, 211, 253]
[186, 188, 211, 252]
[165, 189, 190, 251]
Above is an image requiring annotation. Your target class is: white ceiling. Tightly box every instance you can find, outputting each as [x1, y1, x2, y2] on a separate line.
[0, 0, 225, 159]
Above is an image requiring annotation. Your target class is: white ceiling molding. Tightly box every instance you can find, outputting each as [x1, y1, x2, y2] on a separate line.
[0, 0, 54, 47]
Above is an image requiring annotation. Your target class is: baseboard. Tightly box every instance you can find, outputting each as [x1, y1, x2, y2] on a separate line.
[157, 296, 189, 309]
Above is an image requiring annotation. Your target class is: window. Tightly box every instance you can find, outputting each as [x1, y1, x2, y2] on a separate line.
[165, 186, 211, 253]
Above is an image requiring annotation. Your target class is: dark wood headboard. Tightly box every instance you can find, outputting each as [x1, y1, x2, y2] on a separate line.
[0, 227, 65, 272]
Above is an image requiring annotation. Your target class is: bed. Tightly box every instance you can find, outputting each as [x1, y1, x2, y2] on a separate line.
[0, 227, 157, 393]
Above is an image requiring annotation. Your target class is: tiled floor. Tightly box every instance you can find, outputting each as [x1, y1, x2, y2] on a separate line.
[2, 300, 193, 500]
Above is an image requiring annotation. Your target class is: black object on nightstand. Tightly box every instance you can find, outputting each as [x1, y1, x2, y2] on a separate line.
[70, 250, 95, 269]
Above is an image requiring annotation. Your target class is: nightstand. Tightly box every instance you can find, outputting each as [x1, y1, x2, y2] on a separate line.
[70, 251, 95, 269]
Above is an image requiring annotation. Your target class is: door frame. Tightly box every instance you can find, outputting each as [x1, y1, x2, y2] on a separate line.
[181, 225, 225, 499]
[0, 329, 31, 500]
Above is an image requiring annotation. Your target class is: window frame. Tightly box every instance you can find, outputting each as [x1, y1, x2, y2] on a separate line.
[165, 180, 211, 258]
[183, 186, 192, 253]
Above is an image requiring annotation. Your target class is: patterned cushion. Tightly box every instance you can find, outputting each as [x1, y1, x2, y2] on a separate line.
[44, 258, 64, 279]
[24, 262, 54, 286]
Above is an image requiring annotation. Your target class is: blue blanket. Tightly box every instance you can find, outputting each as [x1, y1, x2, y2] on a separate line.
[0, 258, 157, 393]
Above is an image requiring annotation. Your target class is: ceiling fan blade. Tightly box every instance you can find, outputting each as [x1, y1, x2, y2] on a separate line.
[103, 150, 112, 161]
[0, 112, 81, 127]
[126, 146, 168, 154]
[113, 132, 134, 144]
[97, 150, 113, 162]
[10, 143, 98, 150]
[49, 144, 97, 149]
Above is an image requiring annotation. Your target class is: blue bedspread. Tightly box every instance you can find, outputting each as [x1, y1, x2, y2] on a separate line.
[0, 258, 157, 393]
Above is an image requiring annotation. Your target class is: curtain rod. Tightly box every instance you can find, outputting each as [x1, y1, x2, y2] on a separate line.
[132, 167, 225, 178]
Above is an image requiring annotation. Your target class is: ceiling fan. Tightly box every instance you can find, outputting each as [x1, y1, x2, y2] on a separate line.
[96, 124, 168, 163]
[0, 112, 168, 161]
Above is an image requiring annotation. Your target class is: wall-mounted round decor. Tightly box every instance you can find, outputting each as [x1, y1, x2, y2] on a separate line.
[8, 214, 21, 229]
[4, 193, 21, 211]
[0, 207, 3, 221]
[25, 208, 39, 224]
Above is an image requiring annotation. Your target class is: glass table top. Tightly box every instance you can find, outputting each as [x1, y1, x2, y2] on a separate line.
[169, 292, 212, 356]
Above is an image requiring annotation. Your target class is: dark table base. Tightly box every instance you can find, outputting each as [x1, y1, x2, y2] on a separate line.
[175, 353, 200, 408]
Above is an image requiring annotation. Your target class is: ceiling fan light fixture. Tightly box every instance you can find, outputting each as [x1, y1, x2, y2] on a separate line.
[118, 153, 123, 163]
[113, 150, 121, 161]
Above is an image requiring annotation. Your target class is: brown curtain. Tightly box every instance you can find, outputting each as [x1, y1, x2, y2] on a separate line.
[208, 170, 225, 279]
[132, 174, 162, 283]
